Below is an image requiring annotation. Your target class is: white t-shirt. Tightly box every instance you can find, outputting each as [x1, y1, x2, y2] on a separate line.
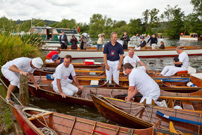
[178, 52, 189, 68]
[124, 55, 140, 67]
[129, 68, 160, 97]
[2, 57, 35, 74]
[52, 63, 76, 87]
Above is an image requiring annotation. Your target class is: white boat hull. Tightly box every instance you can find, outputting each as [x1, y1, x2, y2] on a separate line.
[180, 37, 198, 41]
[56, 49, 202, 59]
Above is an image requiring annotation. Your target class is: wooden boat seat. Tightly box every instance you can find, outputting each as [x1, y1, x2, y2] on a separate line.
[28, 111, 53, 121]
[175, 71, 189, 77]
[177, 70, 188, 73]
[182, 101, 194, 110]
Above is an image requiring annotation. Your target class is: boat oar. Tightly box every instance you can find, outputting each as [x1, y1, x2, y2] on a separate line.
[157, 111, 202, 125]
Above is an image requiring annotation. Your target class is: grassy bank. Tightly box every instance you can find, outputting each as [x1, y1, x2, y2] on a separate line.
[0, 85, 13, 134]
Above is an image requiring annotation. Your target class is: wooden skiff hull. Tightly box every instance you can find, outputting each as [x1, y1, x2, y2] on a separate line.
[91, 93, 202, 134]
[11, 104, 154, 135]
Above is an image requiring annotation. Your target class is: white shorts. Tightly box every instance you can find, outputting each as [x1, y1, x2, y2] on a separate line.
[53, 83, 78, 96]
[1, 68, 20, 87]
[139, 92, 160, 106]
[151, 44, 156, 49]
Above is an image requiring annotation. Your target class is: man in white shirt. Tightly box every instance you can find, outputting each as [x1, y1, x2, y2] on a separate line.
[123, 63, 160, 105]
[52, 55, 83, 98]
[124, 49, 149, 73]
[160, 46, 189, 76]
[1, 57, 43, 101]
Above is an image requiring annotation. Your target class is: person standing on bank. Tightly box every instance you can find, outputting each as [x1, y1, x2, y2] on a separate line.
[103, 32, 124, 84]
[59, 31, 68, 49]
[147, 34, 158, 49]
[123, 63, 160, 105]
[97, 33, 105, 50]
[70, 35, 78, 49]
[120, 32, 130, 50]
[160, 46, 189, 76]
[1, 57, 43, 102]
[52, 55, 83, 98]
[79, 35, 87, 50]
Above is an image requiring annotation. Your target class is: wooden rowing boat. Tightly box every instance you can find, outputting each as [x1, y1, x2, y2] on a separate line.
[34, 67, 105, 76]
[90, 92, 202, 134]
[32, 75, 196, 93]
[28, 83, 128, 108]
[44, 46, 202, 59]
[10, 103, 154, 135]
[2, 73, 202, 110]
[27, 81, 202, 111]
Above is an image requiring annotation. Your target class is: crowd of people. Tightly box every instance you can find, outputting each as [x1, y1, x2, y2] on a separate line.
[1, 31, 189, 107]
[59, 31, 165, 51]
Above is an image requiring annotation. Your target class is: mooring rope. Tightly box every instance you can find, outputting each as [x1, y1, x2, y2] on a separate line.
[0, 78, 24, 108]
[0, 78, 57, 135]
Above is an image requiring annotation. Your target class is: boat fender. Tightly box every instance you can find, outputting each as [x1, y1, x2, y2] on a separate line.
[173, 105, 182, 109]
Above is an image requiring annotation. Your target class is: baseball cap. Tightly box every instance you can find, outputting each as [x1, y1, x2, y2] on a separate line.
[52, 54, 59, 61]
[32, 57, 43, 68]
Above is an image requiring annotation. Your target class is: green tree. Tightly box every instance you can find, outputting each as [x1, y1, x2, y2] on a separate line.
[127, 19, 142, 36]
[149, 8, 160, 32]
[89, 14, 105, 37]
[0, 16, 16, 32]
[162, 5, 184, 39]
[113, 20, 127, 28]
[184, 13, 202, 36]
[77, 22, 89, 33]
[190, 0, 202, 16]
[142, 9, 150, 32]
[50, 19, 76, 29]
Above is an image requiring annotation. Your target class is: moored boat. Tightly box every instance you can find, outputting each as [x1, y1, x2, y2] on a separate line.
[43, 46, 202, 59]
[44, 62, 104, 68]
[29, 26, 81, 44]
[27, 83, 128, 108]
[180, 33, 198, 41]
[10, 103, 154, 135]
[90, 93, 202, 134]
[27, 82, 202, 111]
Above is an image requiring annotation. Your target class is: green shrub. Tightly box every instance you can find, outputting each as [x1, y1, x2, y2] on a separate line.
[0, 33, 44, 66]
[20, 33, 43, 48]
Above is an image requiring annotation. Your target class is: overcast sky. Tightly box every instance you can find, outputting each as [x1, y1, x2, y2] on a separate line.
[0, 0, 194, 23]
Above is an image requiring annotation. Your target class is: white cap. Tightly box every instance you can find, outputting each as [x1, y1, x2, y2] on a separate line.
[32, 57, 43, 68]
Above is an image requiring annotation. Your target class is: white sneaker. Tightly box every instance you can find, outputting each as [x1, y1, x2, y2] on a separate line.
[161, 100, 168, 108]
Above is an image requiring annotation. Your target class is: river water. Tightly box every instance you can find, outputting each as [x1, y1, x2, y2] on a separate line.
[29, 38, 202, 127]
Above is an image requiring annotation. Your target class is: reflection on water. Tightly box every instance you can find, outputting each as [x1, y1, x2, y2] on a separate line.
[28, 95, 118, 125]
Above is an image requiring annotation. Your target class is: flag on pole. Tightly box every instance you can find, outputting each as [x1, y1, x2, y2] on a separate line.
[77, 26, 80, 33]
